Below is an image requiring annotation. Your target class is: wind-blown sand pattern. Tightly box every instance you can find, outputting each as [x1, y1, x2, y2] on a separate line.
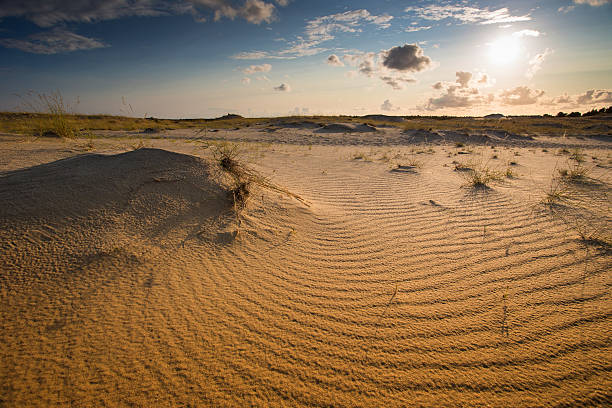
[0, 128, 611, 407]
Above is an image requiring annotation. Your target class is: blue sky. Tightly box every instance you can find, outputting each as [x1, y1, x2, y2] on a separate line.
[0, 0, 610, 117]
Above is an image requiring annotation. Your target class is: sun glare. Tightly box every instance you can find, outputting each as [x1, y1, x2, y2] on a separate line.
[488, 36, 520, 65]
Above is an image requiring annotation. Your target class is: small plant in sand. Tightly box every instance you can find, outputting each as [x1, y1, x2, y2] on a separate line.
[454, 157, 504, 188]
[569, 148, 585, 164]
[18, 90, 79, 138]
[399, 154, 423, 169]
[542, 177, 573, 207]
[558, 160, 592, 183]
[211, 142, 306, 216]
[542, 163, 610, 248]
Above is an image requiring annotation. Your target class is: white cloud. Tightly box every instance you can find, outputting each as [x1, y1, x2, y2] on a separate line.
[512, 29, 541, 38]
[242, 63, 271, 74]
[241, 77, 251, 85]
[239, 0, 275, 24]
[526, 48, 553, 79]
[232, 51, 270, 60]
[326, 54, 344, 66]
[455, 71, 472, 88]
[543, 89, 612, 107]
[499, 86, 545, 105]
[233, 9, 393, 60]
[405, 4, 531, 25]
[0, 28, 107, 54]
[558, 5, 576, 13]
[274, 83, 291, 91]
[424, 71, 495, 110]
[574, 0, 610, 6]
[405, 25, 432, 32]
[575, 89, 612, 104]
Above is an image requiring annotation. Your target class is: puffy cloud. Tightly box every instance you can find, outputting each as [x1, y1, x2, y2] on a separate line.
[241, 77, 251, 85]
[424, 71, 495, 110]
[242, 63, 272, 74]
[381, 99, 398, 111]
[526, 48, 553, 79]
[574, 0, 610, 5]
[499, 86, 545, 105]
[326, 54, 344, 67]
[542, 89, 612, 106]
[239, 0, 275, 24]
[275, 0, 289, 5]
[381, 43, 433, 73]
[426, 85, 493, 110]
[0, 28, 107, 54]
[575, 89, 612, 104]
[405, 5, 531, 25]
[339, 45, 433, 89]
[455, 71, 472, 88]
[274, 83, 291, 91]
[546, 93, 572, 105]
[476, 73, 493, 86]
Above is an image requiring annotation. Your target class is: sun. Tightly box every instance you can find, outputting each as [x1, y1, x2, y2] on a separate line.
[488, 36, 521, 65]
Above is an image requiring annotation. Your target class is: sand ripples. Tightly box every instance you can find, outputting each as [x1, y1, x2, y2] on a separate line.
[1, 147, 610, 407]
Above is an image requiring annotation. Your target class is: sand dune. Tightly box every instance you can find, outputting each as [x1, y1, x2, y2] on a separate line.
[0, 133, 611, 407]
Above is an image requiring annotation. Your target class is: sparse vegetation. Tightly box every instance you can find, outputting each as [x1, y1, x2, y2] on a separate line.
[542, 161, 610, 248]
[16, 91, 79, 138]
[211, 143, 306, 217]
[558, 160, 592, 183]
[454, 157, 504, 188]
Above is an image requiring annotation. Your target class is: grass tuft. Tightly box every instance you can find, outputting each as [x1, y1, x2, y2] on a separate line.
[211, 143, 307, 216]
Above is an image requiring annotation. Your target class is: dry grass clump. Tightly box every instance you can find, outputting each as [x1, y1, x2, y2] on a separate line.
[542, 177, 573, 207]
[18, 91, 79, 138]
[211, 143, 306, 214]
[542, 161, 610, 248]
[558, 161, 593, 183]
[454, 157, 504, 188]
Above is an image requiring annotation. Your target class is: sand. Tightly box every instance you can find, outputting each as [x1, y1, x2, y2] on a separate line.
[0, 126, 611, 407]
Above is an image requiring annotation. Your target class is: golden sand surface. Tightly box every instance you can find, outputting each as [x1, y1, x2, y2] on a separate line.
[0, 129, 611, 407]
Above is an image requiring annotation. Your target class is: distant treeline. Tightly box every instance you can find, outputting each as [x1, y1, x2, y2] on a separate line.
[551, 106, 612, 118]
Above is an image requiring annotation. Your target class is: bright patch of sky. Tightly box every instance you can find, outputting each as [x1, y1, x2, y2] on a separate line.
[0, 0, 610, 117]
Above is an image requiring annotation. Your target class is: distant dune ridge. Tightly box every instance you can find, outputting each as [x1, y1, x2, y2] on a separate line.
[0, 125, 611, 406]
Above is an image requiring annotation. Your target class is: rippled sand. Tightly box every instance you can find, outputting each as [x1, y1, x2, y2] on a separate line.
[1, 131, 610, 407]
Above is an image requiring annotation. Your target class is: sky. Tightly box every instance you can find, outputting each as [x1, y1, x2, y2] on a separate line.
[0, 0, 611, 118]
